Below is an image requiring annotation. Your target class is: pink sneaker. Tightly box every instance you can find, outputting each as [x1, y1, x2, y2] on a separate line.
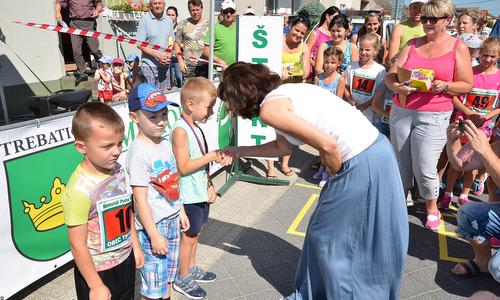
[458, 196, 470, 206]
[426, 211, 441, 231]
[491, 237, 500, 248]
[438, 193, 452, 210]
[473, 174, 488, 196]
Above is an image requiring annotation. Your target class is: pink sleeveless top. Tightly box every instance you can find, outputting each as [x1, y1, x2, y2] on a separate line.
[394, 39, 459, 112]
[310, 28, 332, 61]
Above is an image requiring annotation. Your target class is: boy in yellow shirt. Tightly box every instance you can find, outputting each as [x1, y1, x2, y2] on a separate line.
[62, 102, 143, 299]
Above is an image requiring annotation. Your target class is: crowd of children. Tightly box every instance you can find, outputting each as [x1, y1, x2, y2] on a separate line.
[94, 54, 142, 104]
[62, 77, 232, 299]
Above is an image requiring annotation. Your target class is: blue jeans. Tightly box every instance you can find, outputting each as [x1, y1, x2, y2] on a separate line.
[170, 58, 183, 88]
[457, 202, 500, 241]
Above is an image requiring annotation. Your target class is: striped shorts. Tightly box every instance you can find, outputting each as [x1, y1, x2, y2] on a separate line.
[138, 215, 180, 299]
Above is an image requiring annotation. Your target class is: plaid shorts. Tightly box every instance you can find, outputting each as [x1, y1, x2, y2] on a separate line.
[138, 215, 180, 299]
[141, 62, 171, 90]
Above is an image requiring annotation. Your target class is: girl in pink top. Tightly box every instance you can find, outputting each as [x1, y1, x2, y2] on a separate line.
[385, 0, 473, 231]
[305, 6, 339, 78]
[440, 37, 500, 209]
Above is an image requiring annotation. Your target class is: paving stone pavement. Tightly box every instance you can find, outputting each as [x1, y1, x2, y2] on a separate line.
[14, 144, 500, 300]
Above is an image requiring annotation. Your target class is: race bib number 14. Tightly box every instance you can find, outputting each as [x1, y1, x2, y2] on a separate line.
[97, 194, 132, 253]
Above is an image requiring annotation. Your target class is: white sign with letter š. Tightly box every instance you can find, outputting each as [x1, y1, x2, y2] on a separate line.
[237, 16, 282, 157]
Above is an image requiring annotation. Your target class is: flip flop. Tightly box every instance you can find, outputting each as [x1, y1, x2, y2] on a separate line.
[281, 168, 295, 176]
[453, 259, 491, 278]
[266, 173, 278, 179]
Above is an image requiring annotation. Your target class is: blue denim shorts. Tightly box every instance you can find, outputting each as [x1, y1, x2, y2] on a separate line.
[457, 202, 500, 241]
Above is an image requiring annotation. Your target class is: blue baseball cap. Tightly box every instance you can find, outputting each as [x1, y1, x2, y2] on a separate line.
[126, 53, 140, 62]
[128, 83, 179, 112]
[98, 55, 112, 64]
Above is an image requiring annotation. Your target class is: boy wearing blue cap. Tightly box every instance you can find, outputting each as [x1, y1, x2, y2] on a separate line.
[94, 55, 113, 103]
[126, 83, 190, 300]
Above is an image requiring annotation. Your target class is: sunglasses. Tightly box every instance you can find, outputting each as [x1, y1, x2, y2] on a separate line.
[223, 9, 235, 15]
[420, 16, 448, 24]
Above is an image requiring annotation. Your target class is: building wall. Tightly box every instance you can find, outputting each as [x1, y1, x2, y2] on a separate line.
[0, 0, 66, 87]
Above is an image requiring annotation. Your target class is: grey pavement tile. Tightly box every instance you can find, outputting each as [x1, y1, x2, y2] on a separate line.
[207, 263, 232, 281]
[408, 266, 461, 292]
[404, 291, 444, 300]
[404, 251, 437, 274]
[251, 249, 291, 270]
[235, 236, 275, 254]
[233, 273, 275, 295]
[222, 256, 257, 277]
[200, 278, 243, 300]
[433, 287, 471, 299]
[252, 221, 289, 237]
[400, 274, 432, 299]
[245, 288, 285, 300]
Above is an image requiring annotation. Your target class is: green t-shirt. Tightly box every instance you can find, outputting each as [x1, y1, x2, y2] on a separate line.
[399, 20, 425, 50]
[204, 22, 237, 66]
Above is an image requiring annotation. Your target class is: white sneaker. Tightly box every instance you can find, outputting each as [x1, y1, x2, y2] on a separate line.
[406, 193, 414, 207]
[319, 172, 330, 187]
[313, 165, 325, 179]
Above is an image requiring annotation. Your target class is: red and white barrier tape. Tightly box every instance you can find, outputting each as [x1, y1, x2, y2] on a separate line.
[14, 21, 224, 68]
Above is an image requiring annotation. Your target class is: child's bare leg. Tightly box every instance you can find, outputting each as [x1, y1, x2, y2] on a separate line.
[445, 168, 460, 194]
[462, 171, 475, 196]
[179, 232, 198, 277]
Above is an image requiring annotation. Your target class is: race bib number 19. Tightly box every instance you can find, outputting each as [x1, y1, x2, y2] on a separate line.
[97, 194, 132, 253]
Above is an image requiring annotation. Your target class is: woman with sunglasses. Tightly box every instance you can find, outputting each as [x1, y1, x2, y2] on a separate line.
[219, 62, 408, 300]
[385, 0, 473, 231]
[266, 11, 311, 179]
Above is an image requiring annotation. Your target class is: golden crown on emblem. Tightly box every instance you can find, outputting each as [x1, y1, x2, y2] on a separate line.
[22, 177, 65, 231]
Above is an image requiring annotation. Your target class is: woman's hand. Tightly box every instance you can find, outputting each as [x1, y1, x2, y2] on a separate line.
[320, 144, 343, 176]
[431, 80, 447, 94]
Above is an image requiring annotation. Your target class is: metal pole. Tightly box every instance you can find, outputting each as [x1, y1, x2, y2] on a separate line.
[208, 0, 215, 81]
[0, 68, 10, 125]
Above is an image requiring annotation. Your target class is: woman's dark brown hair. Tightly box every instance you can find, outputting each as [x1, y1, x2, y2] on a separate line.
[218, 62, 281, 119]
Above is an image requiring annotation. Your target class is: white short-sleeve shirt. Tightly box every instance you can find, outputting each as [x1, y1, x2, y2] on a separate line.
[261, 83, 379, 161]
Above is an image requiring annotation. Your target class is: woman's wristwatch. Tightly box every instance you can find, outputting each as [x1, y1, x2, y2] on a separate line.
[444, 82, 449, 93]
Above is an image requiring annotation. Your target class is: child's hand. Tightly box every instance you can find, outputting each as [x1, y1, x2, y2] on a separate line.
[180, 211, 190, 232]
[151, 234, 169, 255]
[447, 118, 463, 142]
[208, 185, 217, 204]
[134, 248, 145, 269]
[89, 284, 111, 300]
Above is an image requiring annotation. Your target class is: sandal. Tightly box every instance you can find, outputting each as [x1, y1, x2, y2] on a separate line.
[281, 168, 295, 177]
[453, 259, 491, 278]
[266, 173, 278, 179]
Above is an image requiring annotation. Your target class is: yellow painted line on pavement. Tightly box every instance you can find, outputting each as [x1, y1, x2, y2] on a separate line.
[287, 194, 319, 237]
[438, 213, 466, 263]
[294, 182, 322, 190]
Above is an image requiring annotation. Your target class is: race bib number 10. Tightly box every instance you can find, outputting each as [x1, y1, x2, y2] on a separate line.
[97, 194, 132, 253]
